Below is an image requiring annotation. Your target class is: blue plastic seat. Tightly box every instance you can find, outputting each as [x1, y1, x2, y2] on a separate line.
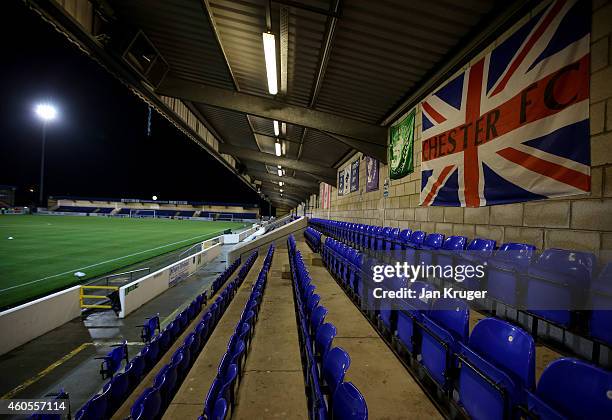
[75, 384, 110, 420]
[206, 364, 238, 414]
[195, 320, 210, 350]
[315, 323, 337, 360]
[322, 347, 351, 395]
[526, 358, 612, 419]
[130, 387, 161, 420]
[332, 382, 367, 420]
[140, 315, 160, 343]
[107, 371, 129, 415]
[526, 249, 595, 327]
[458, 318, 535, 420]
[172, 348, 189, 381]
[98, 341, 128, 379]
[435, 235, 467, 267]
[396, 282, 436, 353]
[154, 363, 178, 407]
[487, 242, 535, 307]
[310, 305, 328, 337]
[459, 238, 497, 291]
[125, 354, 145, 390]
[184, 333, 199, 364]
[589, 263, 612, 345]
[416, 233, 445, 266]
[210, 397, 228, 420]
[420, 298, 469, 388]
[307, 294, 321, 317]
[145, 337, 160, 368]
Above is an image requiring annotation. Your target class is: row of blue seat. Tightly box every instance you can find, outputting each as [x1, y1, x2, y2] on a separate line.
[318, 229, 612, 420]
[311, 218, 612, 348]
[288, 235, 368, 420]
[128, 251, 259, 420]
[304, 227, 323, 252]
[202, 244, 275, 420]
[70, 255, 245, 420]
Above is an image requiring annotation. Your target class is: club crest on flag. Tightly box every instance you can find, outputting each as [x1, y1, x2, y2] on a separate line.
[389, 109, 415, 180]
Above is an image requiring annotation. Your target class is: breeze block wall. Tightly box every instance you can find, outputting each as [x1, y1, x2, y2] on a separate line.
[311, 0, 612, 262]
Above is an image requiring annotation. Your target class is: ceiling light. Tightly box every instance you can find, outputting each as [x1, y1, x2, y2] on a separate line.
[280, 189, 284, 193]
[279, 181, 283, 187]
[262, 32, 278, 95]
[273, 120, 280, 136]
[275, 140, 282, 157]
[277, 168, 283, 177]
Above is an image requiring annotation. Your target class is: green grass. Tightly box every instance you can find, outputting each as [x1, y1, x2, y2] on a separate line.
[0, 215, 247, 309]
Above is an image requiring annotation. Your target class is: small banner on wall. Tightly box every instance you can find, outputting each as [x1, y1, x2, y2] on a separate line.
[389, 109, 415, 180]
[366, 156, 379, 192]
[350, 159, 360, 192]
[338, 169, 345, 196]
[343, 168, 351, 196]
[320, 182, 331, 209]
[420, 0, 590, 207]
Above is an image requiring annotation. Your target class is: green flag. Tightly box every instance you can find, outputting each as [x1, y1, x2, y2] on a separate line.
[389, 109, 415, 180]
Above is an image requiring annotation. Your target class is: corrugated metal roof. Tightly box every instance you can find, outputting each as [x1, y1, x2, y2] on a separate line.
[194, 104, 256, 150]
[104, 0, 510, 206]
[108, 0, 235, 90]
[314, 0, 497, 124]
[208, 0, 269, 95]
[299, 129, 351, 166]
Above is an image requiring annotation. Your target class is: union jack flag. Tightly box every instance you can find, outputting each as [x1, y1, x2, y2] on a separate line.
[420, 0, 590, 207]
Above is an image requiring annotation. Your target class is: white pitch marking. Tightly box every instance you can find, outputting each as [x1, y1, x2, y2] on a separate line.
[0, 230, 226, 293]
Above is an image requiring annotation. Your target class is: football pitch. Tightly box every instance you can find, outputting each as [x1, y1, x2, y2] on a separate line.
[0, 215, 248, 309]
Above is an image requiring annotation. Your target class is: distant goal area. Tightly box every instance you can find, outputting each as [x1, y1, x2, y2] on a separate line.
[40, 196, 261, 222]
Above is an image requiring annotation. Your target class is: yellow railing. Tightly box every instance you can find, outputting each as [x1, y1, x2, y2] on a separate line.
[79, 285, 119, 309]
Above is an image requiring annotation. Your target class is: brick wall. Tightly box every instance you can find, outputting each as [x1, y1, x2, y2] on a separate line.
[310, 0, 612, 262]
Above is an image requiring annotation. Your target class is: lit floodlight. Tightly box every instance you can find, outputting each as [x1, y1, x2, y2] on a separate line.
[35, 103, 57, 121]
[152, 195, 158, 201]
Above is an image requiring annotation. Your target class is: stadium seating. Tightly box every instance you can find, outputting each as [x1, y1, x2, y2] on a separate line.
[304, 227, 323, 252]
[74, 255, 250, 420]
[288, 235, 368, 419]
[202, 244, 275, 419]
[128, 251, 259, 420]
[308, 217, 612, 419]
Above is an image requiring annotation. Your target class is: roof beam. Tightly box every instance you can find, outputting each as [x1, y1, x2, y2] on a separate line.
[219, 144, 337, 184]
[259, 179, 313, 195]
[157, 76, 388, 155]
[309, 0, 341, 107]
[248, 170, 319, 190]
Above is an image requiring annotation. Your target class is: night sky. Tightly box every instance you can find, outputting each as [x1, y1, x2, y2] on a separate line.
[0, 1, 269, 213]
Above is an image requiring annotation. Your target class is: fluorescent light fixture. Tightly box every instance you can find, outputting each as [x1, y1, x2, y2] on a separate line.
[273, 120, 280, 136]
[262, 32, 278, 95]
[279, 181, 283, 187]
[280, 189, 284, 193]
[277, 165, 282, 169]
[275, 140, 282, 156]
[277, 168, 283, 177]
[35, 103, 57, 121]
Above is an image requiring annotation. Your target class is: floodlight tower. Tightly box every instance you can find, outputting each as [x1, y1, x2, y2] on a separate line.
[35, 103, 57, 207]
